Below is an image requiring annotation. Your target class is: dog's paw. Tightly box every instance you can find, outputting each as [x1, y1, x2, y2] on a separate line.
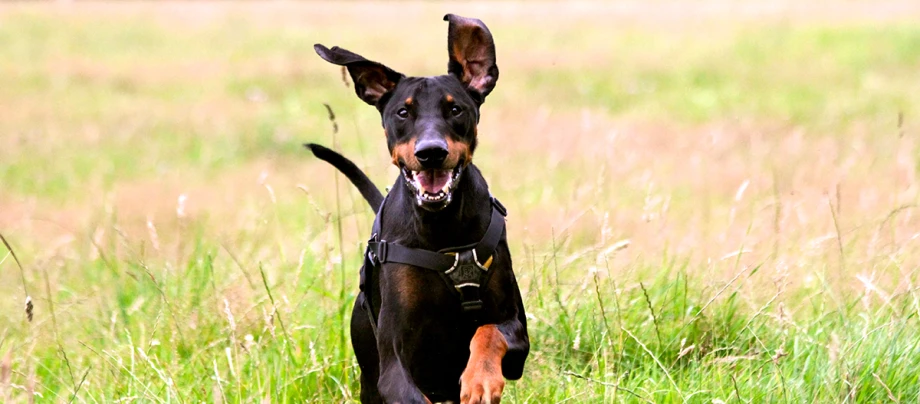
[459, 360, 504, 404]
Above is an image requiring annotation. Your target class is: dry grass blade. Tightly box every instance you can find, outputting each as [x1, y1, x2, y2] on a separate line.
[323, 103, 338, 135]
[26, 370, 35, 404]
[0, 233, 32, 322]
[622, 327, 685, 402]
[68, 366, 91, 404]
[679, 263, 757, 339]
[41, 263, 76, 388]
[219, 241, 258, 290]
[639, 282, 663, 347]
[212, 360, 226, 404]
[873, 373, 899, 403]
[1, 349, 11, 400]
[730, 373, 747, 403]
[339, 66, 350, 88]
[828, 194, 845, 271]
[562, 371, 653, 403]
[258, 263, 295, 349]
[709, 354, 758, 365]
[1, 350, 9, 380]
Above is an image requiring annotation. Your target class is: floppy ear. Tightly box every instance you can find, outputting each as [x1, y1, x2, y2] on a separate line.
[314, 44, 405, 106]
[444, 14, 499, 100]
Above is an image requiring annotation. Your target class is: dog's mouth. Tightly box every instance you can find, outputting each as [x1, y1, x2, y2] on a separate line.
[401, 165, 463, 209]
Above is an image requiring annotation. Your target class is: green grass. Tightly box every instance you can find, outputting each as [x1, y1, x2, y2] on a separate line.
[520, 25, 920, 126]
[2, 2, 920, 402]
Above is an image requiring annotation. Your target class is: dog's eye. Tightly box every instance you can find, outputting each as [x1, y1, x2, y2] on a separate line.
[396, 108, 409, 119]
[450, 105, 463, 117]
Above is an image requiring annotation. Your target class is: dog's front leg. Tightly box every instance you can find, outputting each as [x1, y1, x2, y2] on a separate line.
[377, 356, 431, 404]
[375, 309, 431, 404]
[459, 324, 507, 404]
[460, 305, 529, 404]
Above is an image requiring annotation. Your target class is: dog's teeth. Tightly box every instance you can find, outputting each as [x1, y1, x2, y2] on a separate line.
[419, 191, 447, 202]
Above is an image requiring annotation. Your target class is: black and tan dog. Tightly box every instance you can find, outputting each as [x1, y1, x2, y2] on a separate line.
[306, 14, 529, 404]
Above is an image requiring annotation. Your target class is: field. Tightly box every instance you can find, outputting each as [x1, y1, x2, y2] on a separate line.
[3, 1, 920, 402]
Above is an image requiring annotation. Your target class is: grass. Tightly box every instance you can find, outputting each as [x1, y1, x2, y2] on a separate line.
[2, 1, 920, 402]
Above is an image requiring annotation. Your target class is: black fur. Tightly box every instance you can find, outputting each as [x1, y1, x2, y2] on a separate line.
[307, 14, 528, 403]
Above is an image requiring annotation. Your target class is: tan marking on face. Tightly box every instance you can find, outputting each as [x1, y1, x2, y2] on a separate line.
[395, 136, 471, 171]
[446, 137, 472, 168]
[445, 94, 454, 103]
[391, 137, 418, 168]
[405, 97, 413, 105]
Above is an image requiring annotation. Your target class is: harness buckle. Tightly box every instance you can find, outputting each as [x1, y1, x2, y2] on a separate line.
[367, 241, 388, 265]
[376, 241, 388, 263]
[461, 300, 483, 312]
[445, 249, 490, 314]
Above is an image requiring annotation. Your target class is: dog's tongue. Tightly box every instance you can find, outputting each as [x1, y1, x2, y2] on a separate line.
[417, 169, 451, 194]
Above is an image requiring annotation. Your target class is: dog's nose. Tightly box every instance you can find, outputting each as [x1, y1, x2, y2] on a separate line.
[414, 139, 449, 169]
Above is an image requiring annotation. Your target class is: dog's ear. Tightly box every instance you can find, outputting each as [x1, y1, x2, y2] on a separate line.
[444, 14, 499, 100]
[314, 44, 405, 106]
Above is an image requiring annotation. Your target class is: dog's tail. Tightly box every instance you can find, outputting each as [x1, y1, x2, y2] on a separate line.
[305, 143, 385, 210]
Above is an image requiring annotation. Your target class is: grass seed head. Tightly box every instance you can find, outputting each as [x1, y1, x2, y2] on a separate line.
[25, 296, 33, 322]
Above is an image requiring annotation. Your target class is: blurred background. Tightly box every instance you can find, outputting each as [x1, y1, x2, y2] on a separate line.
[2, 1, 920, 402]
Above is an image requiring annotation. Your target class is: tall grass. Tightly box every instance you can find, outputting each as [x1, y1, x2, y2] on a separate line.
[2, 2, 920, 402]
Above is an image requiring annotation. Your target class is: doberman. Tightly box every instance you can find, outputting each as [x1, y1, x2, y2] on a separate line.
[306, 14, 529, 404]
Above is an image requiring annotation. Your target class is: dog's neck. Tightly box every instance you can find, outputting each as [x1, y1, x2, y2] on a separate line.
[384, 164, 492, 251]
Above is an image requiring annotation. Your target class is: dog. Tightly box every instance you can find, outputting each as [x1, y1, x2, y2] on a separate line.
[306, 14, 529, 404]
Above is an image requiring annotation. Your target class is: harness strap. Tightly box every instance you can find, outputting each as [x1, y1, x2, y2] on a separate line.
[361, 196, 508, 335]
[367, 241, 455, 271]
[360, 197, 388, 336]
[472, 198, 506, 264]
[370, 197, 506, 272]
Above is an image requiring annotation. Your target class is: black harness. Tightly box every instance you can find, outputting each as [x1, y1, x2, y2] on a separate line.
[361, 196, 507, 336]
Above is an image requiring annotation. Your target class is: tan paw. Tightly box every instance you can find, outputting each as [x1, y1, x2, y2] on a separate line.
[459, 360, 504, 404]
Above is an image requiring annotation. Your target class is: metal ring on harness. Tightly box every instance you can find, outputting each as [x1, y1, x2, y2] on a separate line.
[443, 249, 494, 313]
[361, 196, 508, 335]
[445, 249, 491, 274]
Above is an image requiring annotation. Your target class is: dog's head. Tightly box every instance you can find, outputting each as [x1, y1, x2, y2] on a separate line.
[314, 14, 498, 212]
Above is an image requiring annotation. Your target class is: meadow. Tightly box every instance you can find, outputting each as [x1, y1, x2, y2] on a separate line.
[2, 1, 920, 402]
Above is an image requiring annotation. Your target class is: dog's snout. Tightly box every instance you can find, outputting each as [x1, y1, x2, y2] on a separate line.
[414, 138, 449, 168]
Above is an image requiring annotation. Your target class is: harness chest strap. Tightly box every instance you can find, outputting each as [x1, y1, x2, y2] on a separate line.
[360, 197, 507, 335]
